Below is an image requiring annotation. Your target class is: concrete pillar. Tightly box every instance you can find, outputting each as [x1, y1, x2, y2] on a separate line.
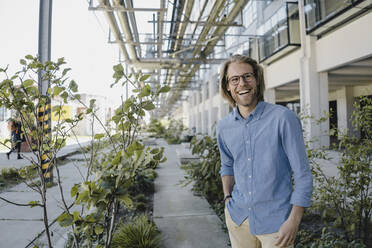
[319, 72, 330, 147]
[203, 110, 209, 134]
[197, 112, 202, 133]
[298, 36, 330, 148]
[218, 97, 230, 121]
[264, 88, 276, 104]
[299, 1, 330, 148]
[182, 100, 189, 129]
[337, 86, 355, 136]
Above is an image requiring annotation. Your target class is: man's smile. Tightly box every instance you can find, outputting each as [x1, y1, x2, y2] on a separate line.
[237, 89, 252, 95]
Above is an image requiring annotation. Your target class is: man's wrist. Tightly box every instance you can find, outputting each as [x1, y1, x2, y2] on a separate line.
[223, 194, 232, 202]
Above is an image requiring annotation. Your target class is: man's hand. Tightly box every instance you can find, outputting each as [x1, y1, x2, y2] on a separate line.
[274, 218, 299, 247]
[274, 205, 304, 247]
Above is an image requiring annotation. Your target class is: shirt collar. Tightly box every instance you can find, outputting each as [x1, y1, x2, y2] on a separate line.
[233, 101, 266, 121]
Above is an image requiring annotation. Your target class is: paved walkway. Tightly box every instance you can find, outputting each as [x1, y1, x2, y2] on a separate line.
[0, 142, 91, 247]
[0, 137, 91, 170]
[153, 140, 229, 248]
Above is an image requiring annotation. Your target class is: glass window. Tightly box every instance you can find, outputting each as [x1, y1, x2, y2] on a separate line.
[243, 1, 257, 28]
[258, 2, 300, 62]
[305, 0, 352, 31]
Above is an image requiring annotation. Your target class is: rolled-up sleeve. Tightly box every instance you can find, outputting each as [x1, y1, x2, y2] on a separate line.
[217, 124, 234, 177]
[280, 110, 313, 207]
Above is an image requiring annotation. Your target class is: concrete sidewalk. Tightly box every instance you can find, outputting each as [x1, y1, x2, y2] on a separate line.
[0, 137, 92, 170]
[153, 139, 229, 248]
[0, 142, 92, 247]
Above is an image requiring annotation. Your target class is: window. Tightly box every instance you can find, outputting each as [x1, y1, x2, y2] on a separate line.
[243, 1, 257, 28]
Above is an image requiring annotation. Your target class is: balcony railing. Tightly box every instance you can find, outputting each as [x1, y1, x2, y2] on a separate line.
[258, 2, 300, 64]
[305, 0, 371, 35]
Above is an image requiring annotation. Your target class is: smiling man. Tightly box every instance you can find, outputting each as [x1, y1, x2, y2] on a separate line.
[217, 55, 313, 248]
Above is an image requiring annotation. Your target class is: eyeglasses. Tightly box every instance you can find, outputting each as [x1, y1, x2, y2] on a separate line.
[228, 72, 255, 86]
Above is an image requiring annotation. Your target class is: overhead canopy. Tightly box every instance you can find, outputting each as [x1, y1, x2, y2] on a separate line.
[89, 0, 248, 115]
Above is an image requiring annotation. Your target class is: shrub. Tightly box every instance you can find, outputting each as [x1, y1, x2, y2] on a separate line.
[111, 214, 161, 248]
[135, 202, 147, 212]
[1, 167, 20, 180]
[311, 96, 372, 244]
[135, 193, 147, 203]
[296, 228, 366, 248]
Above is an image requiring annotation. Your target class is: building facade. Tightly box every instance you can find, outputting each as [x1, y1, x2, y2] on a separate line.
[176, 0, 372, 148]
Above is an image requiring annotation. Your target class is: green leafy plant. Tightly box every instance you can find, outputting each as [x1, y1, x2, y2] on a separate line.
[164, 118, 185, 144]
[310, 96, 372, 245]
[56, 64, 168, 248]
[0, 56, 83, 248]
[111, 214, 162, 248]
[296, 228, 366, 248]
[146, 119, 166, 138]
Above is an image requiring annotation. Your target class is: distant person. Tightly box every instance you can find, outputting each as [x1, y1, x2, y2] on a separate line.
[217, 55, 313, 248]
[6, 120, 23, 160]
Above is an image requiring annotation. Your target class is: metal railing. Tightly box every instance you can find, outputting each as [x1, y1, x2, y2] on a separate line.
[305, 0, 369, 33]
[258, 2, 300, 63]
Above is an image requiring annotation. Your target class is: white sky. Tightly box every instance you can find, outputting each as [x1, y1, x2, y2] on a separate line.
[0, 0, 156, 107]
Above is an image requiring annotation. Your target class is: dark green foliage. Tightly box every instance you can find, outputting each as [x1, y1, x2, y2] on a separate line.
[111, 214, 161, 248]
[296, 228, 366, 248]
[311, 96, 372, 245]
[0, 167, 19, 180]
[164, 119, 185, 144]
[147, 118, 186, 144]
[134, 193, 147, 203]
[135, 202, 147, 212]
[0, 165, 38, 190]
[55, 66, 167, 248]
[147, 119, 165, 137]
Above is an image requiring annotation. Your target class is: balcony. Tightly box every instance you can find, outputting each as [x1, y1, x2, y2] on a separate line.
[305, 0, 372, 36]
[258, 2, 300, 64]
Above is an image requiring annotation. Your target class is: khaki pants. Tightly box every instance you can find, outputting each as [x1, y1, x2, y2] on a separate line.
[225, 208, 294, 248]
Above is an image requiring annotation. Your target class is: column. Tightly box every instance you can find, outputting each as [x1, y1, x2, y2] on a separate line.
[337, 86, 355, 137]
[264, 88, 276, 104]
[299, 1, 330, 148]
[319, 72, 330, 147]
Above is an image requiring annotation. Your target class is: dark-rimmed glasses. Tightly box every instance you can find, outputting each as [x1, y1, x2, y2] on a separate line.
[228, 72, 255, 86]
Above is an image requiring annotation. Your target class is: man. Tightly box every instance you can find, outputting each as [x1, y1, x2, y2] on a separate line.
[217, 55, 313, 248]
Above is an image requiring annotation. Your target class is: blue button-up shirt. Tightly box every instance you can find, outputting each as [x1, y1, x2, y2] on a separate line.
[217, 101, 313, 235]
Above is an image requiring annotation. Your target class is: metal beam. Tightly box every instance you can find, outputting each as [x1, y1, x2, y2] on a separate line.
[149, 20, 242, 26]
[88, 6, 167, 12]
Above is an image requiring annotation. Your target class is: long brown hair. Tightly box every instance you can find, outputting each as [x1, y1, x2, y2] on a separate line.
[219, 54, 265, 106]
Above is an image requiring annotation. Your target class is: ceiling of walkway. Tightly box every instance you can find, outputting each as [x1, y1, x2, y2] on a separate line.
[89, 0, 248, 115]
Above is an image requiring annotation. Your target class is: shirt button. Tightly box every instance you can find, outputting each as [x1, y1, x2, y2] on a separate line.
[248, 208, 251, 211]
[247, 158, 251, 161]
[249, 192, 251, 195]
[246, 140, 249, 144]
[248, 175, 252, 179]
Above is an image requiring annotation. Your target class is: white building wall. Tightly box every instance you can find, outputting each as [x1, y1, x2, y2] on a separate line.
[316, 12, 372, 72]
[265, 49, 301, 89]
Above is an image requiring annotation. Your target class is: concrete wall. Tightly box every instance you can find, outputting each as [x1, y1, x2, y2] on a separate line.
[265, 49, 301, 89]
[316, 12, 372, 71]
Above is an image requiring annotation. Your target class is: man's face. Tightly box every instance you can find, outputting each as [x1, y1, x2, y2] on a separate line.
[226, 62, 258, 109]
